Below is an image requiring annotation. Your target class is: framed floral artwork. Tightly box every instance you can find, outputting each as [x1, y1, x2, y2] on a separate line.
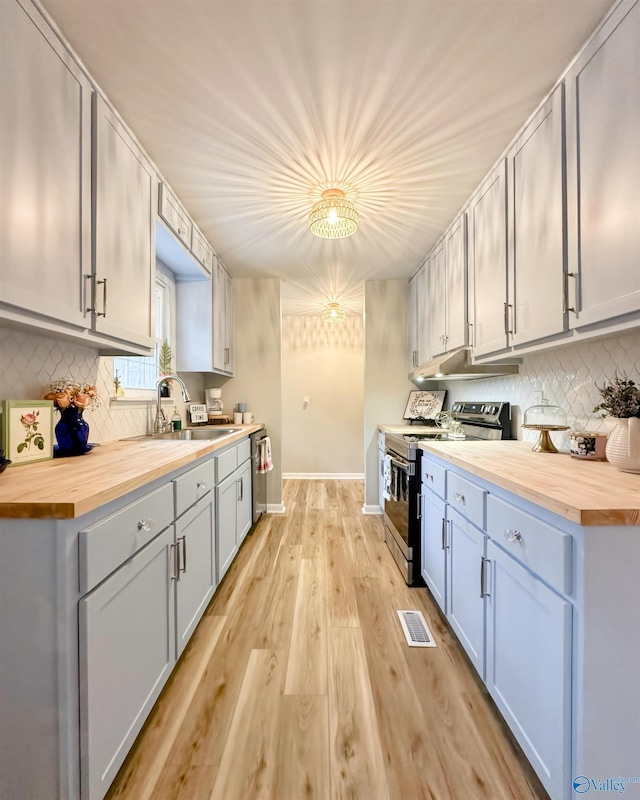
[2, 400, 54, 466]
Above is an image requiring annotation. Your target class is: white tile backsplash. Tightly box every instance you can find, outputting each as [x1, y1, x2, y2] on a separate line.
[0, 328, 204, 443]
[440, 330, 640, 451]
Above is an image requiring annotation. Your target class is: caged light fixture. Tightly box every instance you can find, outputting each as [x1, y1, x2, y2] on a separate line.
[321, 302, 346, 322]
[308, 189, 359, 239]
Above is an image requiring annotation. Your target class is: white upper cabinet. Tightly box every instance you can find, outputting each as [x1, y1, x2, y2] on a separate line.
[565, 0, 640, 329]
[508, 84, 566, 347]
[445, 213, 468, 352]
[469, 160, 509, 357]
[158, 183, 192, 249]
[427, 213, 468, 359]
[0, 0, 92, 330]
[213, 259, 235, 375]
[408, 264, 430, 369]
[92, 94, 156, 349]
[428, 240, 447, 358]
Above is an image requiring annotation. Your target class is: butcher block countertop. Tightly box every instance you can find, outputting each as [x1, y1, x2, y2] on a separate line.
[419, 440, 640, 526]
[0, 424, 263, 520]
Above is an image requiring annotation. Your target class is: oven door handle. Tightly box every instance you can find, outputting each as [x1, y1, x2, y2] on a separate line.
[388, 455, 410, 470]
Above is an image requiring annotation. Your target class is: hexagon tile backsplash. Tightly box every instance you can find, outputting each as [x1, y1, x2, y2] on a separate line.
[440, 330, 640, 450]
[0, 328, 204, 443]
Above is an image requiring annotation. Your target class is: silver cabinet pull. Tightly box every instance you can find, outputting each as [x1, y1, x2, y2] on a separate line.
[196, 480, 207, 490]
[137, 519, 151, 532]
[455, 492, 465, 504]
[563, 272, 577, 314]
[178, 535, 187, 574]
[96, 278, 107, 317]
[84, 273, 94, 314]
[240, 476, 244, 502]
[505, 528, 523, 543]
[480, 557, 491, 598]
[503, 302, 512, 335]
[417, 493, 422, 520]
[441, 517, 448, 550]
[170, 542, 180, 581]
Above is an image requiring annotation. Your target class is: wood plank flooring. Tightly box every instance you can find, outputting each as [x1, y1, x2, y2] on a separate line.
[106, 480, 549, 800]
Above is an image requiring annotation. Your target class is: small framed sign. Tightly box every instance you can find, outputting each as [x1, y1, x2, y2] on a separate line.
[2, 400, 54, 466]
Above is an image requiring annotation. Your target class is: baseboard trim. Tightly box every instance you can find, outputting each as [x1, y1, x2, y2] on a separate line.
[283, 473, 365, 480]
[267, 504, 286, 514]
[362, 504, 383, 515]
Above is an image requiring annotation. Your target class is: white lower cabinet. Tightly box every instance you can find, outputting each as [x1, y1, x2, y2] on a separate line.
[420, 453, 572, 799]
[447, 507, 486, 678]
[485, 539, 571, 800]
[216, 455, 252, 582]
[420, 488, 447, 613]
[79, 526, 176, 800]
[175, 493, 216, 657]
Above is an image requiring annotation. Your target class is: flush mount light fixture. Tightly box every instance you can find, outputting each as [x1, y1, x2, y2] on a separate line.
[309, 189, 359, 239]
[321, 302, 346, 322]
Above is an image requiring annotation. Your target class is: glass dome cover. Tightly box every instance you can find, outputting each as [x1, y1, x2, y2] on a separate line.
[522, 403, 569, 453]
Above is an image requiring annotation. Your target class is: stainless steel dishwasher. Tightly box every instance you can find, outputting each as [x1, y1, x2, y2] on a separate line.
[250, 429, 268, 527]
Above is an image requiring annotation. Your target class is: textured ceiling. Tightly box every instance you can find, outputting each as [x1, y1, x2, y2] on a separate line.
[42, 0, 614, 314]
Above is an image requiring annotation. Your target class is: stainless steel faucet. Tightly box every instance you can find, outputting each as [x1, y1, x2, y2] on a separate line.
[154, 375, 191, 434]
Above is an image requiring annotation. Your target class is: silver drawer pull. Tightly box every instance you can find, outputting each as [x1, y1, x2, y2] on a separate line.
[505, 528, 522, 543]
[197, 480, 207, 489]
[455, 492, 465, 503]
[137, 519, 152, 532]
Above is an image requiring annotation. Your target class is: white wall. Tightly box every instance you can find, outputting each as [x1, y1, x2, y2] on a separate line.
[282, 315, 364, 477]
[363, 280, 415, 509]
[206, 278, 283, 507]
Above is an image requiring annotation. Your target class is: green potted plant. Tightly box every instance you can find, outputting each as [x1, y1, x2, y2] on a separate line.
[158, 340, 173, 398]
[594, 374, 640, 472]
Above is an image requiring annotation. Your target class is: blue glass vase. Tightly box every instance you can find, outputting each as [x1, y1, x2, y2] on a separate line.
[55, 406, 90, 456]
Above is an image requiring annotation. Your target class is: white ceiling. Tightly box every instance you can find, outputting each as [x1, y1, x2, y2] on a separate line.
[42, 0, 614, 314]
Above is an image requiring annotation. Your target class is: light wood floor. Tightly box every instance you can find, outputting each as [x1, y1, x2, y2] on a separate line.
[106, 480, 548, 800]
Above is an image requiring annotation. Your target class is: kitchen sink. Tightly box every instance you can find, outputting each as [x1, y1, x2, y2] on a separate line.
[124, 427, 242, 442]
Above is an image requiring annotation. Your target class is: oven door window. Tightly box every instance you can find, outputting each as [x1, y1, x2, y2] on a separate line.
[384, 463, 409, 546]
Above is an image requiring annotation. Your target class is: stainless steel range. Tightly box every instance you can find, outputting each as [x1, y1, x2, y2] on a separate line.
[383, 402, 512, 585]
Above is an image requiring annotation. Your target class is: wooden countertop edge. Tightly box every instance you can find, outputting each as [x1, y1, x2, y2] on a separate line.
[0, 424, 264, 520]
[418, 443, 640, 526]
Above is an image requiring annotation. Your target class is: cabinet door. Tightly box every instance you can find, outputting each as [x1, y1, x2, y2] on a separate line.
[408, 271, 419, 369]
[236, 458, 253, 546]
[175, 494, 216, 657]
[447, 507, 486, 678]
[469, 160, 508, 357]
[509, 85, 566, 346]
[0, 1, 92, 329]
[212, 258, 227, 373]
[224, 268, 235, 375]
[428, 240, 447, 357]
[216, 471, 238, 582]
[486, 540, 571, 800]
[420, 490, 447, 613]
[566, 0, 640, 329]
[445, 213, 468, 352]
[417, 264, 430, 365]
[79, 527, 176, 800]
[93, 94, 155, 349]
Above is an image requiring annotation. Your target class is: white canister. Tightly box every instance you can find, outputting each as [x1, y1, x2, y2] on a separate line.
[233, 412, 243, 425]
[569, 431, 608, 460]
[243, 412, 255, 424]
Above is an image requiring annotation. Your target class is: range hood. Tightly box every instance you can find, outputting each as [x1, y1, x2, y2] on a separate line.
[410, 347, 520, 384]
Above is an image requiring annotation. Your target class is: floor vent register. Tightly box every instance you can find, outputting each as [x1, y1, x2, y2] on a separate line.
[397, 610, 437, 648]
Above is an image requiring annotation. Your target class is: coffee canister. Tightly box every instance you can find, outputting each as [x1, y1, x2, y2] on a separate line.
[570, 431, 608, 460]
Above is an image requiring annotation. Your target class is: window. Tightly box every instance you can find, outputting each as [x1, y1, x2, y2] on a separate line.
[113, 272, 174, 395]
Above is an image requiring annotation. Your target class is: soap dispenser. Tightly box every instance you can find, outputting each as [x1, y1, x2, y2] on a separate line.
[171, 407, 182, 431]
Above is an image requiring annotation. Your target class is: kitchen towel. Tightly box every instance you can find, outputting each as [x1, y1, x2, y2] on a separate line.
[383, 455, 392, 501]
[257, 436, 273, 473]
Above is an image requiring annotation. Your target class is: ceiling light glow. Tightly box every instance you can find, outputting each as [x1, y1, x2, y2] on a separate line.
[309, 189, 359, 239]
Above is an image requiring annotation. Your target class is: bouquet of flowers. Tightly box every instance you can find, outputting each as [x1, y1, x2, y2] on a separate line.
[44, 378, 101, 411]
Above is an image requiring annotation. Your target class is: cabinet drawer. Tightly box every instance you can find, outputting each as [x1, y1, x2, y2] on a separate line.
[174, 458, 214, 518]
[158, 182, 192, 248]
[215, 445, 238, 483]
[191, 227, 213, 273]
[79, 483, 174, 594]
[487, 495, 572, 594]
[236, 438, 251, 465]
[447, 472, 485, 529]
[421, 456, 446, 499]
